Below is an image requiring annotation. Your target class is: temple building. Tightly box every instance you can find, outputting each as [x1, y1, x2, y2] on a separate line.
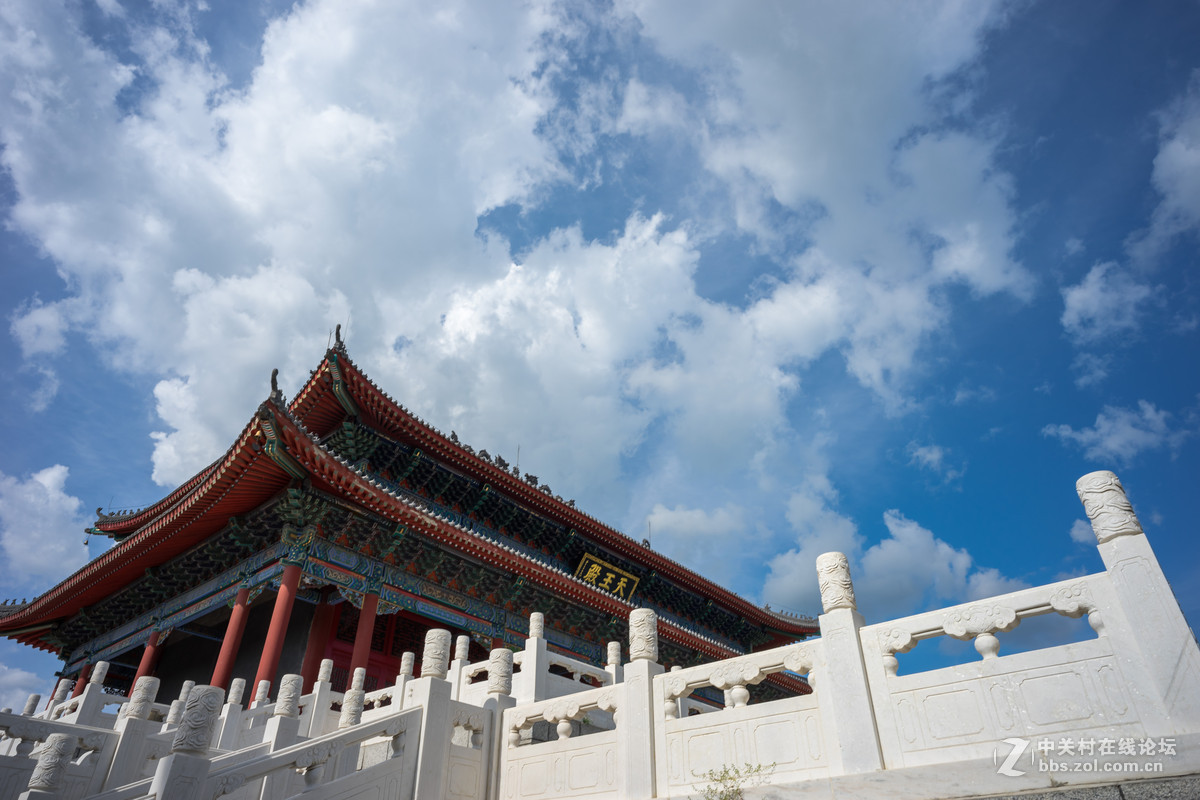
[0, 333, 816, 704]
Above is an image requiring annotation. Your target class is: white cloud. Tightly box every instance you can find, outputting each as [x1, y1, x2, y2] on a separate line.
[0, 662, 51, 714]
[1043, 400, 1191, 464]
[1069, 519, 1094, 544]
[645, 502, 750, 586]
[764, 497, 1026, 620]
[761, 474, 862, 614]
[906, 442, 964, 483]
[1071, 352, 1110, 388]
[0, 1, 1039, 537]
[1128, 70, 1200, 263]
[9, 299, 68, 358]
[1060, 262, 1155, 344]
[0, 465, 90, 593]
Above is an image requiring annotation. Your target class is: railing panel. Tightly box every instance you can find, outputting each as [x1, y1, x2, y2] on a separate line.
[661, 695, 826, 795]
[499, 730, 618, 800]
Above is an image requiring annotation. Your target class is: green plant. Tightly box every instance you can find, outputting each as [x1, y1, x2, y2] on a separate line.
[694, 762, 775, 800]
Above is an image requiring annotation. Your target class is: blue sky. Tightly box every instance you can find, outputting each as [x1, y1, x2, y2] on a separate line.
[1, 0, 1198, 706]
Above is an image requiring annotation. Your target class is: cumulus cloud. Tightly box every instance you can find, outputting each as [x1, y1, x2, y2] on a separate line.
[1060, 262, 1155, 344]
[1128, 70, 1200, 263]
[1043, 400, 1191, 464]
[1071, 352, 1110, 388]
[0, 465, 90, 594]
[764, 493, 1025, 620]
[0, 662, 51, 714]
[907, 441, 964, 483]
[1069, 519, 1094, 544]
[0, 1, 1039, 541]
[645, 502, 750, 586]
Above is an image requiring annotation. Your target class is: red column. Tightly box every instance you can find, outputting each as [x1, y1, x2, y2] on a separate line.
[210, 587, 251, 689]
[300, 593, 338, 692]
[133, 630, 163, 686]
[253, 563, 303, 694]
[350, 592, 380, 676]
[71, 663, 91, 697]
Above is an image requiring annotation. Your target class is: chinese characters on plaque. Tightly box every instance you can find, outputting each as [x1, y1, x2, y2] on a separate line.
[575, 553, 640, 600]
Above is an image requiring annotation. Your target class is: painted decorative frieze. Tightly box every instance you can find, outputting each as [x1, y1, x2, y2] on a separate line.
[1076, 470, 1144, 543]
[816, 552, 856, 613]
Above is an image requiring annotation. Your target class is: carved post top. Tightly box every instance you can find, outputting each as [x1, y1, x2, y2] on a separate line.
[421, 629, 452, 679]
[317, 658, 334, 683]
[275, 674, 303, 718]
[254, 679, 270, 704]
[816, 551, 857, 613]
[171, 685, 224, 755]
[629, 608, 658, 662]
[528, 612, 545, 640]
[51, 680, 73, 704]
[28, 732, 76, 791]
[1076, 470, 1144, 543]
[21, 694, 40, 716]
[125, 676, 160, 720]
[400, 652, 415, 678]
[351, 667, 366, 692]
[455, 635, 471, 662]
[179, 679, 196, 702]
[89, 661, 110, 686]
[227, 678, 246, 706]
[487, 648, 514, 696]
[607, 641, 621, 667]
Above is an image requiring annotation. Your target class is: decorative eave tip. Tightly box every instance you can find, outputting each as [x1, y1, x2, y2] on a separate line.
[270, 368, 285, 405]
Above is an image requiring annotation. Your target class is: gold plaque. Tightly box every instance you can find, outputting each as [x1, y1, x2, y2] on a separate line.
[575, 553, 639, 600]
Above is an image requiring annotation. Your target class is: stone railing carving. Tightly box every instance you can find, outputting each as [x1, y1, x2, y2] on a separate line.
[505, 685, 619, 746]
[339, 669, 367, 729]
[546, 652, 612, 686]
[1076, 470, 1143, 543]
[421, 629, 452, 679]
[1049, 581, 1105, 635]
[629, 608, 657, 662]
[0, 710, 109, 746]
[816, 551, 856, 613]
[26, 731, 76, 792]
[488, 648, 514, 696]
[201, 706, 420, 796]
[864, 571, 1112, 676]
[657, 641, 815, 718]
[172, 685, 225, 755]
[942, 603, 1019, 659]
